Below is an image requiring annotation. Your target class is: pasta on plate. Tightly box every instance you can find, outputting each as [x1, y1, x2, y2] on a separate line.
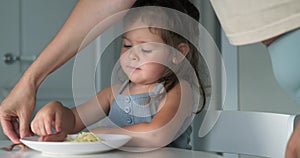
[67, 132, 102, 142]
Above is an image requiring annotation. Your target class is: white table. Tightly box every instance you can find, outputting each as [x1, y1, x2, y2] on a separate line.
[0, 140, 222, 158]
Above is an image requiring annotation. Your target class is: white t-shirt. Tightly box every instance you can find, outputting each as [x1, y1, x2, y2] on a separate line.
[210, 0, 300, 45]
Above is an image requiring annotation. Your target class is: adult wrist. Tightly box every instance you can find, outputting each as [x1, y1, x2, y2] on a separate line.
[20, 70, 43, 91]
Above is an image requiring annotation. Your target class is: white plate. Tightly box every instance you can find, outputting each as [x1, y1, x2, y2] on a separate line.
[20, 134, 132, 155]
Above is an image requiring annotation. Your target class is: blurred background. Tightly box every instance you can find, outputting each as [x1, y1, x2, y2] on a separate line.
[1, 1, 299, 158]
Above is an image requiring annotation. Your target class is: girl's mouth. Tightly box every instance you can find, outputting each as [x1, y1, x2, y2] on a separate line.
[127, 65, 141, 71]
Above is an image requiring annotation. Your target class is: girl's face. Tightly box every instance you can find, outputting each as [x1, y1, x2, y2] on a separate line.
[120, 28, 172, 85]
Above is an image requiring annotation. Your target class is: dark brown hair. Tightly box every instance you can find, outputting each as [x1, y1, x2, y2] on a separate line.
[123, 0, 209, 113]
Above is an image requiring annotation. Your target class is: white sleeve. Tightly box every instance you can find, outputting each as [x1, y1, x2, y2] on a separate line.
[210, 0, 300, 45]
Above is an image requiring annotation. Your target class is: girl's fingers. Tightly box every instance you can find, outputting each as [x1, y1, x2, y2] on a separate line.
[35, 119, 47, 136]
[38, 132, 67, 142]
[41, 115, 55, 135]
[38, 121, 46, 136]
[44, 116, 53, 135]
[55, 112, 62, 133]
[30, 120, 38, 135]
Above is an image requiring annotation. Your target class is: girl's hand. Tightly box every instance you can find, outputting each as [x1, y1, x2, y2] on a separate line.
[31, 101, 73, 136]
[38, 131, 68, 142]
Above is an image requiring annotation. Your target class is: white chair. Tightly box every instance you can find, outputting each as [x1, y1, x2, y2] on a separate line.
[193, 110, 299, 158]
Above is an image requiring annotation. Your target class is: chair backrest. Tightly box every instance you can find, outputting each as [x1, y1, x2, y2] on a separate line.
[194, 110, 298, 157]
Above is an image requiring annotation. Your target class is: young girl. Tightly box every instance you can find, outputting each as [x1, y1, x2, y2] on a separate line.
[31, 0, 208, 149]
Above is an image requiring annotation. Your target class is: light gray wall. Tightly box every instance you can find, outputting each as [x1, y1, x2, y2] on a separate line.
[238, 43, 300, 114]
[0, 0, 77, 140]
[238, 43, 300, 158]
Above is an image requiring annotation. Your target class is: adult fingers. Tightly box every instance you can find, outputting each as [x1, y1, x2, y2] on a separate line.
[18, 112, 32, 138]
[0, 119, 20, 143]
[12, 118, 20, 136]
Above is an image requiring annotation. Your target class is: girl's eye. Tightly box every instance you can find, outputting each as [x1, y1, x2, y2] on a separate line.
[141, 44, 153, 53]
[141, 48, 152, 53]
[123, 44, 132, 48]
[122, 38, 132, 48]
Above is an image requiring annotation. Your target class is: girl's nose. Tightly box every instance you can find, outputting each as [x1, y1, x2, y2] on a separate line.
[128, 47, 139, 60]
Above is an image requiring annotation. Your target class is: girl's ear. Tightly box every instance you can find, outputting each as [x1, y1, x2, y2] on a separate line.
[172, 43, 190, 64]
[177, 43, 190, 56]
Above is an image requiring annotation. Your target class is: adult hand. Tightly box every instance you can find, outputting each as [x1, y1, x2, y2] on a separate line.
[286, 120, 300, 158]
[0, 79, 36, 143]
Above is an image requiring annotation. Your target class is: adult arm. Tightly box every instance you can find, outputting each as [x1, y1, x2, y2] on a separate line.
[0, 0, 136, 143]
[286, 121, 300, 158]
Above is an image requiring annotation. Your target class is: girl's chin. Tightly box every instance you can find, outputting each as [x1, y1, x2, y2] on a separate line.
[128, 77, 141, 82]
[127, 76, 147, 83]
[127, 72, 140, 78]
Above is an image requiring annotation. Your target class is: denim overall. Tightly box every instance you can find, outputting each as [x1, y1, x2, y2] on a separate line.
[108, 80, 192, 149]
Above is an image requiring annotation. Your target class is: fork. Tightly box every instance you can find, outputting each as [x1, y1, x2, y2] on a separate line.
[1, 143, 26, 151]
